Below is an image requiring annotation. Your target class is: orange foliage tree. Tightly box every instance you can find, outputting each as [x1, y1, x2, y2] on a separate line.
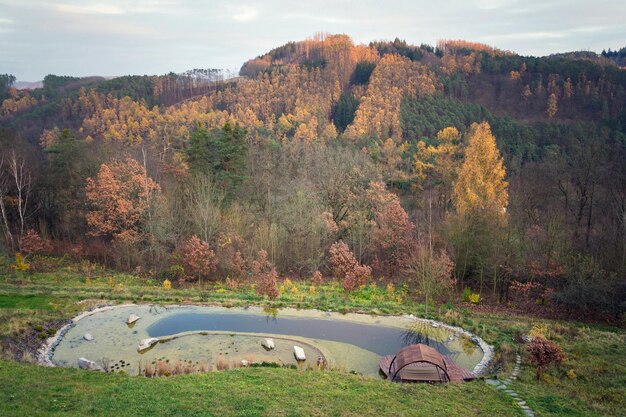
[328, 241, 372, 292]
[178, 235, 217, 282]
[85, 157, 160, 243]
[372, 198, 415, 277]
[19, 229, 52, 257]
[251, 250, 279, 299]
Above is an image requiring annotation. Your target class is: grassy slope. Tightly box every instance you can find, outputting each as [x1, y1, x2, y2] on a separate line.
[0, 361, 519, 417]
[0, 269, 624, 417]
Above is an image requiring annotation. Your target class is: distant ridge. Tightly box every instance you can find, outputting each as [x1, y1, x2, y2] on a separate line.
[14, 76, 119, 90]
[14, 80, 43, 90]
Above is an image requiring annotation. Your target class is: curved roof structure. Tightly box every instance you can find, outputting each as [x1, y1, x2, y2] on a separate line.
[379, 344, 475, 383]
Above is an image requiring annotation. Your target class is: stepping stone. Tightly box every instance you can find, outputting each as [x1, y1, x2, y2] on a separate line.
[496, 385, 507, 390]
[511, 376, 517, 380]
[505, 389, 515, 394]
[518, 401, 526, 406]
[485, 379, 500, 386]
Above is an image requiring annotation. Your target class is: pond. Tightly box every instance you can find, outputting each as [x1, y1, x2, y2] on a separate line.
[50, 305, 484, 377]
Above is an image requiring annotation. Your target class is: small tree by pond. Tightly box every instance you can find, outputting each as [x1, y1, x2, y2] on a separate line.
[177, 235, 217, 283]
[526, 336, 565, 379]
[404, 241, 455, 312]
[252, 250, 279, 299]
[328, 241, 372, 293]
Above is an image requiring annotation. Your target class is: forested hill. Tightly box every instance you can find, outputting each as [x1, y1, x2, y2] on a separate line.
[0, 34, 625, 317]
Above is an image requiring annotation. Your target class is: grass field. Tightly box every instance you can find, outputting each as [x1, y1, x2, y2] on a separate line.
[0, 268, 624, 417]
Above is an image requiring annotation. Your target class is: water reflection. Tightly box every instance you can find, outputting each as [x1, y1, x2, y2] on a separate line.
[401, 323, 453, 355]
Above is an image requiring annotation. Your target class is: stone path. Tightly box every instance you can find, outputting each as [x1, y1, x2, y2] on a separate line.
[486, 354, 535, 417]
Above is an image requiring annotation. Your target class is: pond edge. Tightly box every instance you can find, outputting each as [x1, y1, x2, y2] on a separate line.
[37, 304, 494, 376]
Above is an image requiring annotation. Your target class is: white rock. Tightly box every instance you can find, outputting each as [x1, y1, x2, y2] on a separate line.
[127, 314, 140, 325]
[241, 360, 249, 367]
[261, 338, 275, 350]
[137, 337, 159, 352]
[78, 357, 100, 371]
[431, 323, 439, 328]
[84, 333, 94, 341]
[293, 345, 306, 361]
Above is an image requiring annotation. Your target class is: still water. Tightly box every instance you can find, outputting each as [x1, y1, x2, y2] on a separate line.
[51, 305, 483, 377]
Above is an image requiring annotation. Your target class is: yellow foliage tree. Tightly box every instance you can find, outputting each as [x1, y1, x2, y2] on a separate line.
[413, 126, 462, 207]
[547, 93, 558, 119]
[453, 122, 508, 219]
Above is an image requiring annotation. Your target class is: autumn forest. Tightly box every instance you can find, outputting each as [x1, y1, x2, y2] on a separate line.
[1, 34, 625, 318]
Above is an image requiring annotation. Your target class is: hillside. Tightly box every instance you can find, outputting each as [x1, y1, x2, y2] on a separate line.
[0, 34, 625, 317]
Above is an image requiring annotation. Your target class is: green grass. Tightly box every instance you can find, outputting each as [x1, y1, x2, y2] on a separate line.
[0, 268, 625, 417]
[0, 294, 57, 310]
[0, 361, 521, 417]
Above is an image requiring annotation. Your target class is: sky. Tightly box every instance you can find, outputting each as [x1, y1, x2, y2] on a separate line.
[0, 0, 625, 81]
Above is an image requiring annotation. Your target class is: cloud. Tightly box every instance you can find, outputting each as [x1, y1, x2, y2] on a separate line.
[55, 3, 125, 15]
[232, 6, 257, 22]
[0, 16, 12, 33]
[281, 13, 349, 24]
[480, 31, 566, 41]
[470, 0, 518, 10]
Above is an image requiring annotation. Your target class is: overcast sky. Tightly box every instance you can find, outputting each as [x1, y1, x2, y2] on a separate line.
[1, 0, 624, 81]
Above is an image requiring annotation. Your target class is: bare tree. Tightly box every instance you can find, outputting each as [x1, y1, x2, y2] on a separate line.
[0, 155, 14, 248]
[7, 150, 32, 245]
[186, 173, 224, 244]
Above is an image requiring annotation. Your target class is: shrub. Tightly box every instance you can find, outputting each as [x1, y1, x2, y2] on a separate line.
[526, 336, 566, 379]
[12, 253, 30, 271]
[469, 293, 480, 304]
[462, 287, 471, 302]
[162, 279, 172, 290]
[554, 255, 626, 317]
[225, 277, 239, 290]
[176, 236, 217, 282]
[386, 282, 395, 299]
[328, 241, 372, 293]
[404, 242, 455, 308]
[312, 270, 323, 286]
[169, 264, 185, 280]
[528, 323, 548, 339]
[490, 342, 514, 374]
[19, 229, 52, 257]
[251, 250, 279, 299]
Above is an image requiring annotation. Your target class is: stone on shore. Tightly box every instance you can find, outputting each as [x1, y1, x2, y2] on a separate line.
[137, 337, 159, 352]
[78, 357, 100, 371]
[261, 338, 275, 350]
[127, 314, 140, 325]
[293, 345, 306, 361]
